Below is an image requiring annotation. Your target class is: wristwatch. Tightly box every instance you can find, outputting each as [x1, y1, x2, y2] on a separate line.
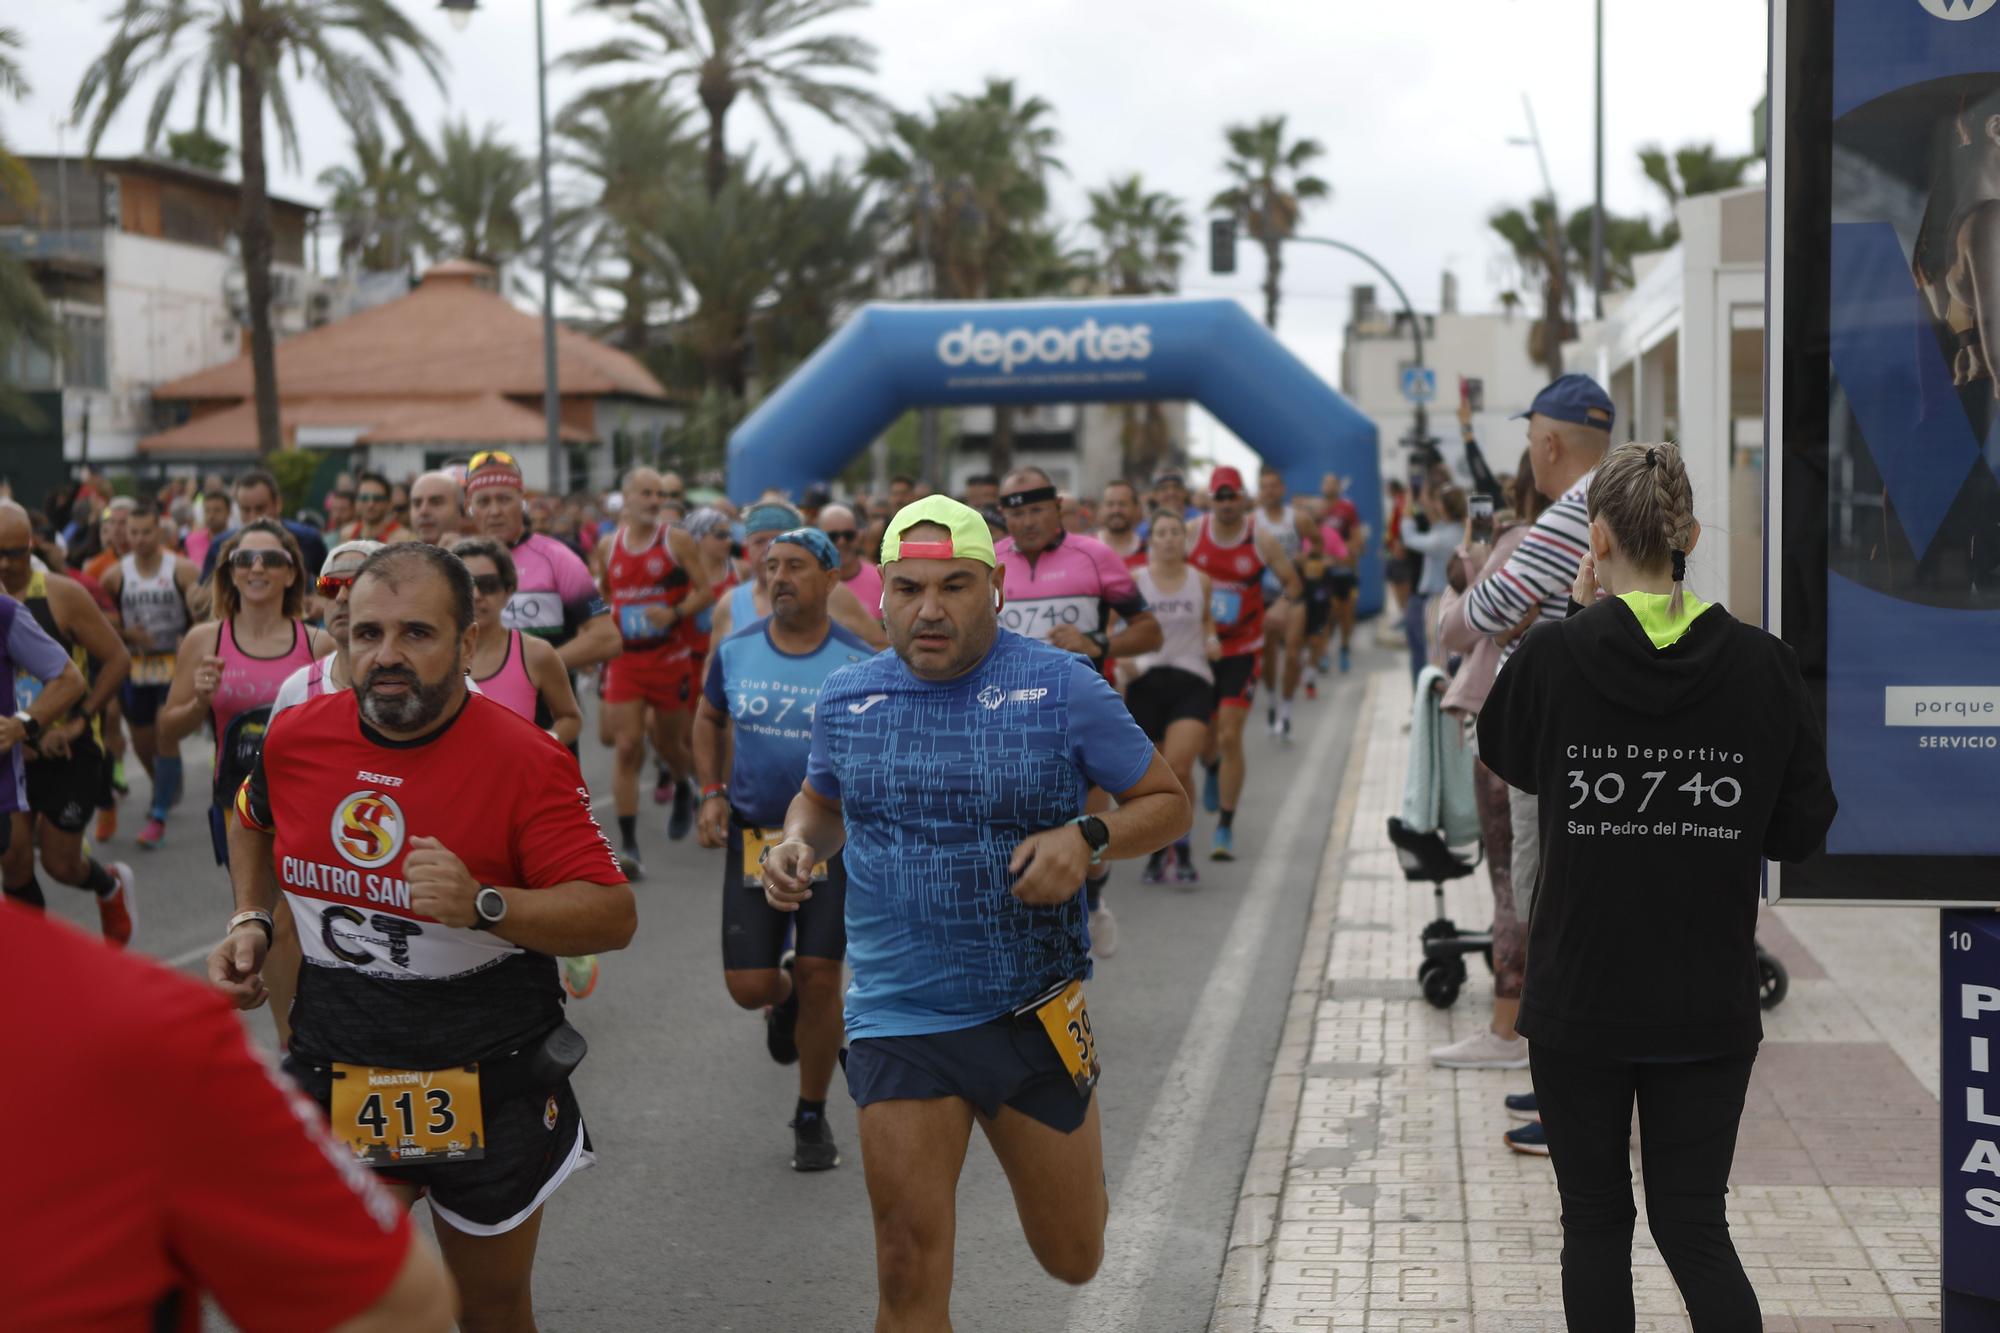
[472, 884, 507, 931]
[12, 710, 40, 744]
[1071, 814, 1111, 866]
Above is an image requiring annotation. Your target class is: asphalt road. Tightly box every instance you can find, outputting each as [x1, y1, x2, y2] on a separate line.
[42, 645, 1377, 1332]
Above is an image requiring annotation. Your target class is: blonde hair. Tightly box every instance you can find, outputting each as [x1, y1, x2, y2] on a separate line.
[1587, 442, 1696, 613]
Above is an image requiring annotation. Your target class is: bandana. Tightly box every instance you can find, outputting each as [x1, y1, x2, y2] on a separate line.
[772, 527, 838, 570]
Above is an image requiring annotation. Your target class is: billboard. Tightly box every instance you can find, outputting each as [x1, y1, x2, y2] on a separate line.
[1769, 0, 2000, 903]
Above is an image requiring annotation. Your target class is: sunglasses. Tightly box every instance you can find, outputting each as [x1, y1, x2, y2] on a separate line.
[470, 573, 508, 596]
[662, 491, 686, 502]
[1212, 489, 1242, 501]
[315, 573, 355, 597]
[357, 491, 389, 504]
[469, 450, 516, 470]
[229, 548, 294, 571]
[824, 529, 858, 544]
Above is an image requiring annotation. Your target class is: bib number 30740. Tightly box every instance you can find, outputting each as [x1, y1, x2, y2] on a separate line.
[330, 1063, 485, 1165]
[1021, 980, 1100, 1099]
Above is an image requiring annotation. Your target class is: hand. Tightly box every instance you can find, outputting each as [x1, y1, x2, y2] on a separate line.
[1456, 396, 1474, 430]
[121, 623, 151, 650]
[1571, 552, 1604, 608]
[761, 838, 818, 913]
[1009, 824, 1093, 906]
[405, 835, 480, 927]
[643, 604, 679, 629]
[1047, 625, 1095, 657]
[192, 655, 227, 702]
[1457, 540, 1490, 578]
[696, 797, 728, 849]
[207, 925, 271, 1010]
[1204, 633, 1223, 663]
[32, 717, 83, 761]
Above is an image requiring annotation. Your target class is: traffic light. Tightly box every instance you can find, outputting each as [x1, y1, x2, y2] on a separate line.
[1209, 218, 1237, 276]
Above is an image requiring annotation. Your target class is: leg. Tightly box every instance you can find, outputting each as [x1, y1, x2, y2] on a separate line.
[1635, 1055, 1762, 1331]
[605, 698, 646, 821]
[35, 823, 90, 887]
[1335, 587, 1357, 650]
[2, 812, 39, 906]
[723, 967, 788, 1010]
[1160, 717, 1209, 805]
[650, 704, 693, 787]
[1472, 759, 1524, 1039]
[792, 955, 844, 1103]
[1403, 591, 1429, 687]
[266, 896, 300, 1049]
[128, 721, 157, 782]
[859, 1097, 976, 1332]
[1530, 1041, 1642, 1333]
[1280, 601, 1305, 701]
[432, 1204, 544, 1333]
[1215, 706, 1248, 812]
[977, 1096, 1108, 1286]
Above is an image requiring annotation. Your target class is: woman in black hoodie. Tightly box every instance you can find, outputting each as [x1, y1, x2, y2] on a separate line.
[1479, 441, 1837, 1332]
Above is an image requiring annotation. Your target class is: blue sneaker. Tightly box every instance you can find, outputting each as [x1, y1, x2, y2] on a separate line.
[1504, 1121, 1549, 1156]
[1504, 1091, 1539, 1122]
[1211, 825, 1235, 861]
[1201, 764, 1220, 814]
[1338, 646, 1350, 673]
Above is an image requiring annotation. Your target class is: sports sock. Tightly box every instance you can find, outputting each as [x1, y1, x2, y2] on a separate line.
[149, 755, 183, 816]
[1219, 808, 1236, 831]
[1085, 871, 1108, 911]
[80, 860, 119, 898]
[795, 1096, 826, 1121]
[657, 763, 672, 787]
[617, 814, 638, 847]
[1202, 758, 1219, 776]
[4, 877, 45, 909]
[1278, 699, 1293, 725]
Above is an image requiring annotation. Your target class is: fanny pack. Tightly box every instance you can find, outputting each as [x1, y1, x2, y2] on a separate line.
[285, 1020, 587, 1104]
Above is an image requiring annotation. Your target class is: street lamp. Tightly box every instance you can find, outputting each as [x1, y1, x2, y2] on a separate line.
[438, 0, 636, 492]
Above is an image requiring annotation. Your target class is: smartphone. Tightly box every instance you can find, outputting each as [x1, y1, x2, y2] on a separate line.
[1465, 377, 1485, 413]
[1469, 494, 1495, 544]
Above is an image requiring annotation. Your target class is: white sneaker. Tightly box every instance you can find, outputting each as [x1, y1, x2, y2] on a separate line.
[1089, 901, 1119, 959]
[1429, 1029, 1529, 1069]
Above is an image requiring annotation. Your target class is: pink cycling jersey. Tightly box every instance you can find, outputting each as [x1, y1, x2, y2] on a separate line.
[502, 531, 606, 643]
[994, 532, 1148, 645]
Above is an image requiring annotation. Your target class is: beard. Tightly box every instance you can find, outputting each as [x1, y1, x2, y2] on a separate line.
[359, 663, 457, 731]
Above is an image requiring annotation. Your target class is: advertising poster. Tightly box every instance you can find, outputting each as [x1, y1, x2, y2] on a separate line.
[1771, 0, 2000, 902]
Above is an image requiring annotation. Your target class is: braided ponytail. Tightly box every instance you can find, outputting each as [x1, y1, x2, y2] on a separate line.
[1586, 442, 1697, 613]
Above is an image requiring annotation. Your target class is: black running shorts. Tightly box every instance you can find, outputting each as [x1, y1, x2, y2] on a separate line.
[722, 817, 846, 971]
[843, 1014, 1093, 1133]
[26, 740, 103, 834]
[1125, 666, 1213, 743]
[1211, 653, 1260, 710]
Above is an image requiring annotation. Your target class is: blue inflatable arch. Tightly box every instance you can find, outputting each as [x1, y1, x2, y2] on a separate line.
[726, 297, 1384, 615]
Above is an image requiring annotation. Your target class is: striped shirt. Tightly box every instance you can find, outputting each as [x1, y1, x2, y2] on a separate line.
[1461, 471, 1595, 658]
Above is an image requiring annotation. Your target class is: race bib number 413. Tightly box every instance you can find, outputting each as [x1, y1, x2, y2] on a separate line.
[329, 1063, 485, 1166]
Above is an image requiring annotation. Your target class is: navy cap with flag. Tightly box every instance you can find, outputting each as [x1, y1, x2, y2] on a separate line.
[1513, 373, 1616, 432]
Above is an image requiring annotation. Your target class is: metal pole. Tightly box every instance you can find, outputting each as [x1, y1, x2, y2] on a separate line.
[1289, 235, 1427, 443]
[534, 0, 563, 494]
[1592, 0, 1605, 319]
[915, 162, 939, 489]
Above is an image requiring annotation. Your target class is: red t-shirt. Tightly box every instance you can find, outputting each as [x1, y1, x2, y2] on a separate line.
[0, 902, 410, 1332]
[241, 689, 625, 1069]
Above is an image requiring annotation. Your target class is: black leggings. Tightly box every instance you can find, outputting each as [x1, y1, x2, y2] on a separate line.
[1529, 1042, 1760, 1332]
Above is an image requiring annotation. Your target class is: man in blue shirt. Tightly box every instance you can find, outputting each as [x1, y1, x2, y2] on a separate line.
[194, 469, 329, 593]
[763, 496, 1189, 1326]
[693, 526, 871, 1173]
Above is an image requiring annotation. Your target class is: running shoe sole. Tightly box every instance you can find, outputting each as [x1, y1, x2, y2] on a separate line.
[790, 1121, 841, 1171]
[1504, 1130, 1551, 1157]
[766, 953, 800, 1065]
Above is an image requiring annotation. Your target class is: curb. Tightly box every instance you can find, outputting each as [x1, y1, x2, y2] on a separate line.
[1206, 672, 1381, 1332]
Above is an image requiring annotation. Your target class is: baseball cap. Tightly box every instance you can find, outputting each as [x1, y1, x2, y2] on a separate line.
[1513, 374, 1616, 432]
[1208, 465, 1246, 496]
[880, 495, 998, 567]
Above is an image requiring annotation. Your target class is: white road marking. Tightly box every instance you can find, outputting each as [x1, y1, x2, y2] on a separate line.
[167, 941, 216, 970]
[1063, 686, 1351, 1332]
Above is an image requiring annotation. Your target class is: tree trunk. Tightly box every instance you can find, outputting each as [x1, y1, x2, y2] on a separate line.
[1261, 237, 1283, 331]
[988, 404, 1015, 477]
[698, 79, 735, 200]
[620, 248, 648, 352]
[236, 8, 282, 457]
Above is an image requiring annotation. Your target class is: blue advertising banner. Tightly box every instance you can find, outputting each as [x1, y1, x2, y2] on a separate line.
[1942, 910, 2000, 1327]
[1770, 0, 2000, 900]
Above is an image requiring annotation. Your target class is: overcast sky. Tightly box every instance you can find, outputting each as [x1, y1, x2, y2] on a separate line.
[9, 0, 1769, 471]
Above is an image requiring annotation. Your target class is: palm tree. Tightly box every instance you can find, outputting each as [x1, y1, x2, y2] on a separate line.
[74, 1, 444, 455]
[759, 164, 876, 376]
[319, 129, 431, 275]
[566, 0, 887, 199]
[0, 25, 56, 425]
[1211, 115, 1331, 331]
[1490, 195, 1574, 380]
[1086, 174, 1188, 477]
[553, 82, 696, 351]
[649, 165, 777, 395]
[1638, 142, 1760, 245]
[165, 124, 231, 172]
[424, 119, 534, 273]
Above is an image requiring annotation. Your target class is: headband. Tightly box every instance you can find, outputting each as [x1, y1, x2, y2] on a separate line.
[998, 485, 1058, 510]
[772, 527, 838, 570]
[744, 502, 803, 535]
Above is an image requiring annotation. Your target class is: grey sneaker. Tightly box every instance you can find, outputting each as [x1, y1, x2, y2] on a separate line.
[1089, 901, 1119, 959]
[1428, 1029, 1529, 1070]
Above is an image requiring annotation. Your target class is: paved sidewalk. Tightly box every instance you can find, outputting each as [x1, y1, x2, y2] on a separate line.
[1212, 672, 1943, 1332]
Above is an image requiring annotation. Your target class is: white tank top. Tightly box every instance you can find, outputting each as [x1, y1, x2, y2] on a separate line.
[118, 552, 188, 655]
[1130, 564, 1212, 684]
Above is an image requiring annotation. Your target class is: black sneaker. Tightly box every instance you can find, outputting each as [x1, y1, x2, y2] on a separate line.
[790, 1110, 840, 1171]
[765, 952, 800, 1065]
[667, 778, 694, 841]
[618, 847, 645, 881]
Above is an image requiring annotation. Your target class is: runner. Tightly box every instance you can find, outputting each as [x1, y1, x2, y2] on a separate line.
[341, 471, 416, 544]
[816, 502, 882, 620]
[1320, 473, 1365, 669]
[588, 468, 711, 871]
[761, 497, 1189, 1326]
[211, 543, 635, 1333]
[694, 527, 871, 1171]
[194, 468, 330, 593]
[1254, 466, 1311, 736]
[182, 486, 233, 571]
[464, 451, 621, 673]
[81, 495, 135, 584]
[271, 540, 383, 717]
[408, 470, 466, 546]
[1119, 509, 1218, 885]
[161, 520, 328, 1045]
[100, 501, 198, 850]
[1297, 497, 1354, 696]
[0, 502, 137, 940]
[1189, 466, 1302, 859]
[994, 467, 1160, 956]
[1094, 480, 1147, 569]
[707, 501, 888, 652]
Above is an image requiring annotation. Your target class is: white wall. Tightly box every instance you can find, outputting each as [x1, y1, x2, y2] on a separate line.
[1342, 310, 1548, 487]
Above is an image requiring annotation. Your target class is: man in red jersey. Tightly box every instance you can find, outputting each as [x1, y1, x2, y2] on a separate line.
[210, 543, 636, 1333]
[1188, 466, 1301, 861]
[590, 466, 712, 873]
[2, 901, 454, 1332]
[1095, 479, 1147, 570]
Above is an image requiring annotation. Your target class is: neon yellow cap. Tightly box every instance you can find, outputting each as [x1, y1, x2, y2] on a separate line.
[879, 494, 997, 567]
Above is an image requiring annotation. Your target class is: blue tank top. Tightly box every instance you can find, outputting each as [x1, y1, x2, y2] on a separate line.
[729, 580, 758, 631]
[702, 618, 873, 826]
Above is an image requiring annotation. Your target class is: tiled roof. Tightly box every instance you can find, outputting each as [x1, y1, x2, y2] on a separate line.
[138, 393, 593, 456]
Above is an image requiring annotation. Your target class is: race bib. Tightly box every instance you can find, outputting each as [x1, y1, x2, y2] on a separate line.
[130, 653, 176, 686]
[1210, 587, 1243, 627]
[502, 590, 564, 636]
[329, 1062, 485, 1166]
[741, 825, 827, 889]
[1018, 980, 1100, 1099]
[618, 602, 669, 642]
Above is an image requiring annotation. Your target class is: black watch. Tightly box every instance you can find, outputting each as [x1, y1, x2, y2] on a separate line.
[1073, 815, 1111, 865]
[472, 884, 507, 930]
[13, 711, 40, 744]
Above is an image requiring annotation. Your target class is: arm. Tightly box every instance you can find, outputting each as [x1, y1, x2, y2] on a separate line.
[54, 577, 131, 718]
[433, 868, 638, 957]
[557, 612, 621, 672]
[525, 636, 583, 747]
[1258, 527, 1304, 601]
[1964, 202, 2000, 400]
[1094, 546, 1160, 657]
[187, 576, 215, 621]
[1009, 750, 1192, 905]
[762, 781, 850, 912]
[209, 761, 283, 1009]
[692, 695, 731, 848]
[828, 583, 889, 651]
[1104, 610, 1161, 659]
[156, 624, 222, 748]
[668, 529, 713, 622]
[1762, 653, 1839, 863]
[1462, 500, 1588, 635]
[0, 612, 86, 751]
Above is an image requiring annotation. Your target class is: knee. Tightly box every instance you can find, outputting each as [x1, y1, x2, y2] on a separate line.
[723, 970, 781, 1010]
[613, 733, 644, 766]
[42, 846, 85, 885]
[792, 958, 842, 1004]
[874, 1209, 951, 1303]
[455, 1281, 533, 1333]
[1033, 1229, 1104, 1286]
